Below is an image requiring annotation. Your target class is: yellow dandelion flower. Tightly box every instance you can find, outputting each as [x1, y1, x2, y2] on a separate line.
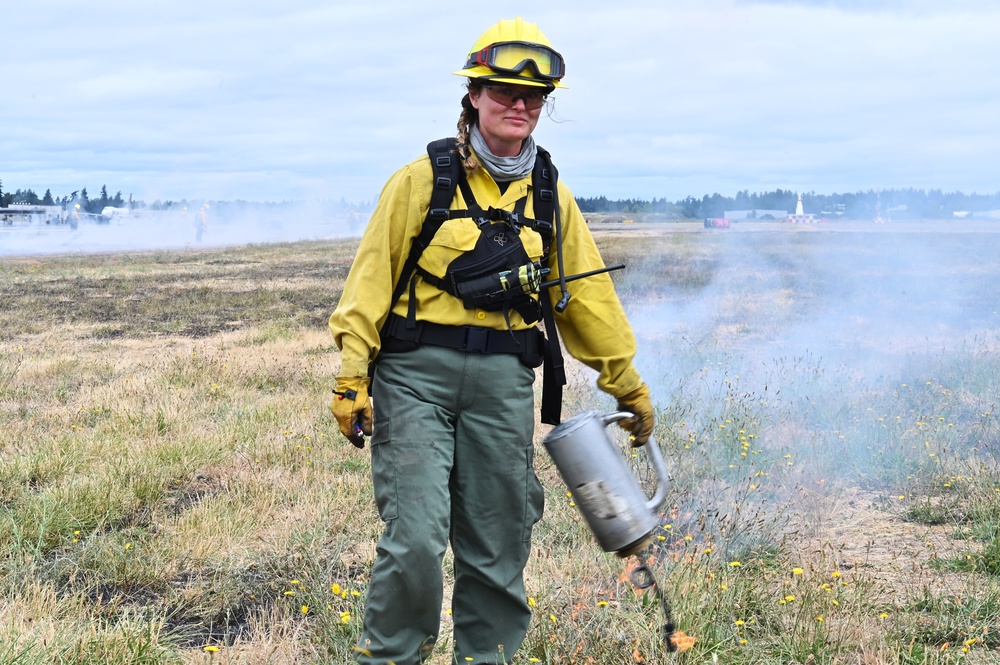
[831, 571, 841, 578]
[792, 567, 803, 575]
[729, 561, 741, 567]
[597, 600, 608, 608]
[549, 614, 557, 623]
[734, 620, 745, 626]
[284, 591, 295, 596]
[816, 616, 824, 622]
[332, 583, 341, 595]
[879, 612, 889, 619]
[784, 595, 796, 602]
[301, 605, 309, 614]
[203, 646, 220, 653]
[528, 597, 537, 607]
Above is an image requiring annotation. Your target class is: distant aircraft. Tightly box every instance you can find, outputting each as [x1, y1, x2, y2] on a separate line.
[100, 195, 137, 223]
[101, 206, 131, 220]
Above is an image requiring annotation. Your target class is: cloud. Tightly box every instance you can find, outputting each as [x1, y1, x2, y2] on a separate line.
[2, 0, 998, 203]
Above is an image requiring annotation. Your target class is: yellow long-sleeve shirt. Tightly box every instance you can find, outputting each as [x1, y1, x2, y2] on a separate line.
[329, 147, 642, 398]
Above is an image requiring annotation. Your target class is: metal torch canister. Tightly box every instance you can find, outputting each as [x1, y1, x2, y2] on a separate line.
[542, 410, 669, 557]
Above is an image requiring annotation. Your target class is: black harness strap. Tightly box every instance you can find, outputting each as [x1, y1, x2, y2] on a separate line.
[531, 146, 566, 425]
[389, 138, 465, 322]
[378, 137, 568, 424]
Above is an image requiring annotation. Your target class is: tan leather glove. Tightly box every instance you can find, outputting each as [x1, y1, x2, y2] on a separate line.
[616, 383, 655, 446]
[330, 376, 373, 448]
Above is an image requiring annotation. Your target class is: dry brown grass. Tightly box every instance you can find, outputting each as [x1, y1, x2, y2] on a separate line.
[2, 228, 1000, 664]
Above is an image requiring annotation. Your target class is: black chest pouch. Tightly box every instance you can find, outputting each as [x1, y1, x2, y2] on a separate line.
[418, 206, 548, 325]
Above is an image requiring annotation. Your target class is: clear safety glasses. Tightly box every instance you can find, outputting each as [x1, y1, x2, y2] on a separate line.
[465, 40, 566, 81]
[482, 83, 549, 111]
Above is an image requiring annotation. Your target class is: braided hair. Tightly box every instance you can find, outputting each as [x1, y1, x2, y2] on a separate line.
[456, 80, 482, 173]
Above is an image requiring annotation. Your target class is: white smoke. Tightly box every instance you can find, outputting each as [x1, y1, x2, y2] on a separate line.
[0, 201, 366, 257]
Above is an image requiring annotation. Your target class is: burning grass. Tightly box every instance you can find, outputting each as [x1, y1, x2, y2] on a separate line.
[3, 225, 1000, 663]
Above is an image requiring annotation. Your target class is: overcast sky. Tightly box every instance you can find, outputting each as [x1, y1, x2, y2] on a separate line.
[2, 0, 997, 206]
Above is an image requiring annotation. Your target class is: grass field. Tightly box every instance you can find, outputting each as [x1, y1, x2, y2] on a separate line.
[2, 222, 1000, 664]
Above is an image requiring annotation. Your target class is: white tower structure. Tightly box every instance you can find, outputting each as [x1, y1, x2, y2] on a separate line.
[788, 193, 815, 223]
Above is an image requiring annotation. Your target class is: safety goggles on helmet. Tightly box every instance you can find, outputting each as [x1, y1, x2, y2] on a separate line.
[464, 40, 566, 82]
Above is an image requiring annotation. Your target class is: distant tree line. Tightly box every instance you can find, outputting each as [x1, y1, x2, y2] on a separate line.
[3, 177, 1000, 219]
[577, 188, 1000, 219]
[0, 181, 126, 214]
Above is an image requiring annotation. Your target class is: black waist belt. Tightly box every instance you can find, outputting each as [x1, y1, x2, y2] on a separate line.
[382, 313, 541, 356]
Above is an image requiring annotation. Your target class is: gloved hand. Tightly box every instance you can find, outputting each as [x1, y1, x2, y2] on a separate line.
[330, 376, 373, 448]
[616, 383, 655, 446]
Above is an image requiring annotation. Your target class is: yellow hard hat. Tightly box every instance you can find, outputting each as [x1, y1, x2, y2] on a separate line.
[454, 17, 567, 89]
[74, 204, 81, 209]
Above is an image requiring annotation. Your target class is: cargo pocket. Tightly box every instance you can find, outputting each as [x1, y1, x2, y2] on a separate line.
[370, 416, 398, 522]
[522, 443, 545, 543]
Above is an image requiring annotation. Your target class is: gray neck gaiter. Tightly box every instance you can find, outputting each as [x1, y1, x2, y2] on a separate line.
[469, 124, 536, 183]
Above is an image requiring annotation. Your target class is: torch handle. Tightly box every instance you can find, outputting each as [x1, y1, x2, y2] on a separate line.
[603, 411, 669, 513]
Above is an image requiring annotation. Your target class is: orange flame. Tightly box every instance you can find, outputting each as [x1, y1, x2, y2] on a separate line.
[669, 630, 697, 652]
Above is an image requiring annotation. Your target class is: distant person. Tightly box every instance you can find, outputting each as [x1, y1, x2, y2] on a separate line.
[347, 207, 363, 234]
[327, 17, 655, 665]
[70, 204, 81, 230]
[195, 203, 208, 242]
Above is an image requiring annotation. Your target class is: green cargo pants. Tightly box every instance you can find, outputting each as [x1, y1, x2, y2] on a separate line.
[354, 344, 545, 665]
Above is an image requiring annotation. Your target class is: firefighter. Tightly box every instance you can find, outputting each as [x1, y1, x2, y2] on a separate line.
[195, 203, 208, 242]
[71, 203, 81, 230]
[328, 17, 655, 665]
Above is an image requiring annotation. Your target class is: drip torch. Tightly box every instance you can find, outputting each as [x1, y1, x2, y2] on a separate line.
[542, 410, 689, 653]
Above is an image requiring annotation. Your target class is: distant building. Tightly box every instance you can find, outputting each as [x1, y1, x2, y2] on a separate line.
[955, 210, 1000, 220]
[0, 204, 65, 226]
[723, 209, 788, 221]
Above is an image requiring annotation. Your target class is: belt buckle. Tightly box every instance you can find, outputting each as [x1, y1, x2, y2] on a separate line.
[464, 326, 489, 353]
